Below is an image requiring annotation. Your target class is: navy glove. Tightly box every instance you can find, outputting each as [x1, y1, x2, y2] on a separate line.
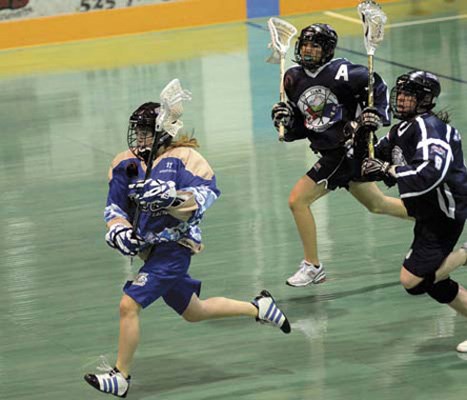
[105, 224, 145, 257]
[271, 101, 295, 132]
[361, 157, 392, 181]
[357, 107, 382, 132]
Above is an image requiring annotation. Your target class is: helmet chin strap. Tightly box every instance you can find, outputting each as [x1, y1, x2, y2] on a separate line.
[138, 147, 151, 163]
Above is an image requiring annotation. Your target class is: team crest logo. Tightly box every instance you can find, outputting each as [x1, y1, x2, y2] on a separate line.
[132, 273, 149, 287]
[391, 146, 407, 166]
[0, 0, 29, 10]
[298, 86, 342, 132]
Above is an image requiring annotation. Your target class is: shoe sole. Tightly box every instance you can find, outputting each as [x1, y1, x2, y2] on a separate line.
[260, 290, 291, 334]
[285, 274, 326, 287]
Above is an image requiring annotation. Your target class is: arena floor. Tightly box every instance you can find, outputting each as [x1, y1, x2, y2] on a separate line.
[0, 0, 466, 399]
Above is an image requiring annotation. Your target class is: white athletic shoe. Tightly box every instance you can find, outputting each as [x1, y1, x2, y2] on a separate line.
[84, 367, 131, 398]
[252, 290, 291, 334]
[286, 260, 326, 287]
[456, 340, 467, 353]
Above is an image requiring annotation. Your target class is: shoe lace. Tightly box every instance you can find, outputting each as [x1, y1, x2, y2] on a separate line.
[96, 355, 115, 375]
[298, 261, 312, 274]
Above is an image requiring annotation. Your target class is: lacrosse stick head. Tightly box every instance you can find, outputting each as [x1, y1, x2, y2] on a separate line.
[293, 23, 338, 70]
[156, 78, 192, 137]
[266, 17, 297, 64]
[357, 0, 387, 56]
[127, 80, 192, 161]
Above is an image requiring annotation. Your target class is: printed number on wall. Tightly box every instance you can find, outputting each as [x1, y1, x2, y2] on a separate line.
[80, 0, 120, 11]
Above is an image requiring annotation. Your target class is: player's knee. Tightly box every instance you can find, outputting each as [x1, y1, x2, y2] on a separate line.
[182, 302, 205, 323]
[182, 311, 203, 323]
[182, 314, 196, 322]
[119, 295, 140, 318]
[288, 196, 303, 211]
[182, 308, 202, 322]
[288, 192, 314, 211]
[426, 278, 459, 304]
[403, 273, 435, 296]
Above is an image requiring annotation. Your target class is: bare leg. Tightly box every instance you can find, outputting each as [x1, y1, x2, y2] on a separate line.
[182, 294, 257, 322]
[400, 265, 467, 352]
[400, 266, 423, 289]
[115, 295, 142, 378]
[448, 285, 467, 317]
[288, 176, 329, 265]
[435, 246, 467, 282]
[401, 264, 467, 317]
[349, 181, 410, 220]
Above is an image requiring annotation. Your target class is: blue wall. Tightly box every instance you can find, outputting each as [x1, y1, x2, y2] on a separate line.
[247, 0, 279, 19]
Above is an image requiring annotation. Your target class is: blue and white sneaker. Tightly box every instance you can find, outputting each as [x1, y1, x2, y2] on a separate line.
[84, 367, 130, 398]
[252, 290, 291, 334]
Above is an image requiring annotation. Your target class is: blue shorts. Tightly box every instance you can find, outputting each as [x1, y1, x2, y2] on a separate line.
[123, 242, 201, 314]
[404, 218, 465, 277]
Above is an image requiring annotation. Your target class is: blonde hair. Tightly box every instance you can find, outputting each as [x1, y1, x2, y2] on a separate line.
[167, 134, 199, 149]
[157, 134, 199, 157]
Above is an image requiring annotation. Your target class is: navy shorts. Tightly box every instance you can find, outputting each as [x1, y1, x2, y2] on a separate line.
[403, 218, 465, 277]
[306, 148, 361, 190]
[123, 242, 201, 314]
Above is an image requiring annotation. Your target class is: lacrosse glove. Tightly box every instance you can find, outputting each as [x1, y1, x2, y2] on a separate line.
[105, 224, 145, 257]
[129, 179, 177, 211]
[361, 157, 396, 182]
[271, 101, 295, 133]
[357, 107, 382, 132]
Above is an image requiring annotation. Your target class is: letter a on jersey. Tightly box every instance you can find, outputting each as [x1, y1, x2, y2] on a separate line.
[334, 65, 349, 81]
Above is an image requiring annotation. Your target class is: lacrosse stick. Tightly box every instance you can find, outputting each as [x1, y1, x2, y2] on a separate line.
[132, 79, 192, 233]
[357, 0, 387, 158]
[266, 17, 297, 141]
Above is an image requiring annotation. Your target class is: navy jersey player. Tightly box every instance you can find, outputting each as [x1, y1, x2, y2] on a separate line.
[361, 71, 467, 352]
[271, 23, 409, 287]
[84, 102, 291, 398]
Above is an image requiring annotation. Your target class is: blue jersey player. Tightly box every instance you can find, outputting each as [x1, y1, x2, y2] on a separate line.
[84, 102, 291, 397]
[361, 71, 467, 352]
[271, 23, 409, 287]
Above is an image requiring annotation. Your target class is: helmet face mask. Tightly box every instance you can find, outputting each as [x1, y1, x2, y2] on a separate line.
[294, 24, 338, 70]
[128, 121, 154, 162]
[390, 71, 441, 120]
[127, 102, 172, 162]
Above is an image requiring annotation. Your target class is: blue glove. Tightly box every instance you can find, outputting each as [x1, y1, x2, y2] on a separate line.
[129, 179, 177, 211]
[105, 224, 144, 257]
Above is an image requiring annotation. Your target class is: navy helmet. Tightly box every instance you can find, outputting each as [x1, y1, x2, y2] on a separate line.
[127, 102, 171, 162]
[390, 70, 441, 120]
[294, 23, 338, 70]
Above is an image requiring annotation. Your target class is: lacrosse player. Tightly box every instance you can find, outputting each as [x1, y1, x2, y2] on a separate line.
[84, 102, 291, 398]
[271, 23, 408, 287]
[360, 71, 467, 352]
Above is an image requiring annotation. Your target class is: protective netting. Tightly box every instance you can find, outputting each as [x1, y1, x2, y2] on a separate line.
[357, 0, 388, 56]
[266, 17, 297, 64]
[156, 79, 192, 137]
